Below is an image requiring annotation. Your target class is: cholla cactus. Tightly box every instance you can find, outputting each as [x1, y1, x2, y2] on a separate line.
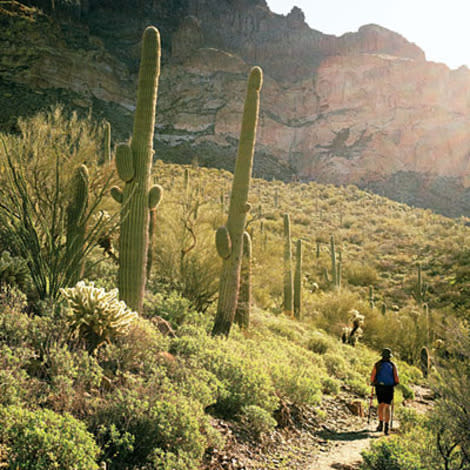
[60, 281, 137, 353]
[341, 309, 364, 346]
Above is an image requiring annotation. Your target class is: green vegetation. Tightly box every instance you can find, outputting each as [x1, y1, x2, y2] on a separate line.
[0, 24, 469, 468]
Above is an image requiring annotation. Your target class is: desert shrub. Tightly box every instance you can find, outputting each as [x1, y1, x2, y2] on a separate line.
[61, 281, 138, 352]
[306, 332, 331, 354]
[0, 345, 38, 407]
[144, 290, 197, 327]
[0, 405, 100, 470]
[344, 262, 378, 286]
[93, 381, 217, 470]
[321, 376, 341, 395]
[361, 437, 424, 470]
[42, 343, 103, 414]
[240, 405, 277, 440]
[203, 343, 278, 418]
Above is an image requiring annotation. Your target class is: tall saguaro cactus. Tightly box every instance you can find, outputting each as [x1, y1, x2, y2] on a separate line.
[283, 213, 294, 316]
[111, 26, 163, 313]
[212, 66, 263, 337]
[294, 238, 302, 320]
[66, 164, 89, 284]
[234, 231, 252, 329]
[330, 235, 338, 288]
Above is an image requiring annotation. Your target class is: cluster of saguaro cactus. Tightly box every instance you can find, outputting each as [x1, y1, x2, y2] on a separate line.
[294, 239, 302, 320]
[283, 213, 294, 316]
[234, 232, 252, 329]
[212, 66, 263, 337]
[66, 164, 89, 284]
[110, 26, 163, 314]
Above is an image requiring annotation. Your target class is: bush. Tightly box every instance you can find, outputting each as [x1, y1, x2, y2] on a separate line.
[0, 405, 100, 469]
[94, 384, 216, 470]
[361, 437, 424, 470]
[240, 405, 277, 440]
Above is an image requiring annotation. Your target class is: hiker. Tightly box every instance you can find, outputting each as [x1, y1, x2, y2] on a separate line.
[370, 348, 399, 435]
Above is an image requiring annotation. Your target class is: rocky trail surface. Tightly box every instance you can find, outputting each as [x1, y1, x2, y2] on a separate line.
[204, 385, 434, 470]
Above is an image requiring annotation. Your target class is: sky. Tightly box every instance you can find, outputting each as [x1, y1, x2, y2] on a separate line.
[266, 0, 470, 70]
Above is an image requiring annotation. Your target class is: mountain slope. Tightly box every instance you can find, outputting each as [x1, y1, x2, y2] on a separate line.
[2, 0, 470, 215]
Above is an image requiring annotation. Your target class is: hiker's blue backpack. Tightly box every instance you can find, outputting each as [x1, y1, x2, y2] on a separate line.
[376, 360, 395, 386]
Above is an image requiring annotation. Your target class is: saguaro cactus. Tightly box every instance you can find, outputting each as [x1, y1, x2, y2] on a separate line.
[294, 239, 302, 320]
[414, 262, 427, 305]
[66, 164, 89, 284]
[103, 120, 112, 164]
[283, 213, 294, 316]
[420, 346, 430, 377]
[330, 235, 338, 288]
[234, 231, 252, 329]
[111, 26, 163, 314]
[369, 286, 375, 309]
[212, 66, 263, 337]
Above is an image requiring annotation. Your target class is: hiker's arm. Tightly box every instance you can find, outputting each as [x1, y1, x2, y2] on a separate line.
[370, 365, 377, 385]
[393, 364, 399, 385]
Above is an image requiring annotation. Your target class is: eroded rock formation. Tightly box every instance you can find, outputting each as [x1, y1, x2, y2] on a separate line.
[1, 0, 470, 215]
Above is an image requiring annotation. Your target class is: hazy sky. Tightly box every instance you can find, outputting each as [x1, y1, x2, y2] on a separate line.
[266, 0, 470, 70]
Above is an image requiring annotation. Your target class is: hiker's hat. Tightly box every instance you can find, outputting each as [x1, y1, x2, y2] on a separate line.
[381, 348, 392, 359]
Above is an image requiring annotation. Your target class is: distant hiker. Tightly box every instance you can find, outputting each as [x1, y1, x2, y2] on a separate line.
[370, 348, 399, 435]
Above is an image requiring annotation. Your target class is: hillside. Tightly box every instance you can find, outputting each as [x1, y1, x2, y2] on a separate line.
[0, 102, 469, 467]
[1, 1, 470, 216]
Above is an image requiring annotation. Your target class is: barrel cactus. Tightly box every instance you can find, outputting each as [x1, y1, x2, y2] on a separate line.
[212, 66, 263, 336]
[110, 26, 163, 313]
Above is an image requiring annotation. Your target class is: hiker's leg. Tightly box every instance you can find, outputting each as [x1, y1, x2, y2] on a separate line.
[383, 404, 390, 423]
[377, 403, 385, 421]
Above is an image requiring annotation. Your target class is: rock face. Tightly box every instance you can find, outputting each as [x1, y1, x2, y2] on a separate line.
[2, 0, 470, 216]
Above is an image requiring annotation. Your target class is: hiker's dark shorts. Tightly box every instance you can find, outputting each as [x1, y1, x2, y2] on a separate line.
[375, 385, 394, 404]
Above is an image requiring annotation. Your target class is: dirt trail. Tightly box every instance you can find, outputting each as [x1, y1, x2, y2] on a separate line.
[308, 425, 379, 469]
[306, 384, 434, 469]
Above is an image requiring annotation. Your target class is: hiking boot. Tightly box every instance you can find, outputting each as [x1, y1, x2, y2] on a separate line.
[376, 421, 383, 432]
[384, 423, 389, 435]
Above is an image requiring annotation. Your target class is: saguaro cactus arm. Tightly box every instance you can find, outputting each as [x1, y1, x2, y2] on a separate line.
[216, 227, 232, 259]
[149, 185, 163, 209]
[115, 143, 135, 182]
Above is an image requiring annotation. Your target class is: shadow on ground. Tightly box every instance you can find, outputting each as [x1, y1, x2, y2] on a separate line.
[317, 429, 380, 442]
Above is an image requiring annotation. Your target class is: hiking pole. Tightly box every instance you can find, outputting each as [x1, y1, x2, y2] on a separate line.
[367, 386, 374, 424]
[390, 399, 394, 430]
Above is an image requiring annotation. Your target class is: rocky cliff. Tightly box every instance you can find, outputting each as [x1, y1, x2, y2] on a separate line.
[1, 0, 470, 216]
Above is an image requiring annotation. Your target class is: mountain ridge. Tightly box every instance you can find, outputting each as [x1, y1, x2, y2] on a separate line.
[1, 0, 470, 216]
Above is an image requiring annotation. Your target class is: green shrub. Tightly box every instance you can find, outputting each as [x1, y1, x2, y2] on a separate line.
[307, 331, 332, 354]
[94, 384, 216, 470]
[240, 405, 277, 440]
[361, 437, 424, 470]
[0, 405, 100, 469]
